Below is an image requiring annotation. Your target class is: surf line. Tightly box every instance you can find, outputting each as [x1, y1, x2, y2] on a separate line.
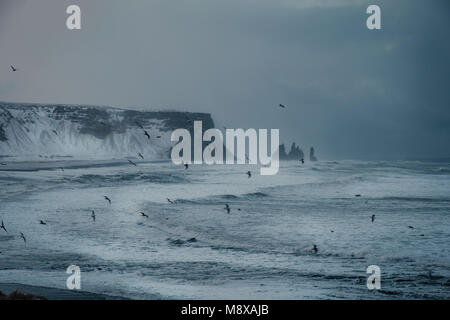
[171, 121, 279, 175]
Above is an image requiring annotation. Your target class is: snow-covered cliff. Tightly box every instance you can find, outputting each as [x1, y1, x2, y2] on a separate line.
[0, 102, 214, 160]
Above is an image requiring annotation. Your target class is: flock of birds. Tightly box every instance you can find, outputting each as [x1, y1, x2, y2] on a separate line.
[0, 89, 423, 257]
[0, 220, 26, 244]
[0, 68, 424, 255]
[0, 115, 261, 252]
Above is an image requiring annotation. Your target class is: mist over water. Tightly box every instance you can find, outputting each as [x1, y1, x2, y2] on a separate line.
[1, 159, 449, 299]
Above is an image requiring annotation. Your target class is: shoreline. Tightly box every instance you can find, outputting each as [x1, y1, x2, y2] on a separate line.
[0, 283, 127, 300]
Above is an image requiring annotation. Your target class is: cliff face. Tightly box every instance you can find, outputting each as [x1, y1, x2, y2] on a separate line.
[0, 102, 214, 160]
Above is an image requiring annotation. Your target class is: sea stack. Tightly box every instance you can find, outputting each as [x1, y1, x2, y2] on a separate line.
[279, 142, 304, 160]
[310, 147, 318, 162]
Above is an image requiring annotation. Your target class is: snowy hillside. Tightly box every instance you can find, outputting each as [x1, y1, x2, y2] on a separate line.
[0, 102, 214, 160]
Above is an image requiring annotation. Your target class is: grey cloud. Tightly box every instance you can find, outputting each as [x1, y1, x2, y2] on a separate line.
[0, 0, 449, 159]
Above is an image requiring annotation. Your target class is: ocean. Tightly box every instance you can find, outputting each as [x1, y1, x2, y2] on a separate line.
[0, 159, 449, 299]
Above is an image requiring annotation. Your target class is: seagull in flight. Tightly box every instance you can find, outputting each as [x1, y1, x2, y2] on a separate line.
[91, 210, 96, 222]
[224, 204, 230, 214]
[279, 104, 286, 109]
[104, 196, 112, 205]
[371, 214, 375, 223]
[1, 220, 7, 233]
[246, 171, 252, 178]
[128, 159, 137, 166]
[10, 65, 18, 72]
[20, 232, 26, 243]
[184, 163, 189, 170]
[312, 244, 318, 254]
[144, 130, 150, 139]
[138, 153, 144, 160]
[140, 212, 149, 218]
[167, 198, 174, 204]
[408, 226, 415, 229]
[136, 122, 144, 129]
[39, 220, 47, 225]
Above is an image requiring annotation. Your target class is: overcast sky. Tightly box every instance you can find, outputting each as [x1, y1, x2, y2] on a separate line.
[0, 0, 449, 159]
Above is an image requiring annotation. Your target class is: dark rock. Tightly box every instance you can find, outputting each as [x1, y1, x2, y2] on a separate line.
[310, 147, 318, 162]
[279, 142, 304, 160]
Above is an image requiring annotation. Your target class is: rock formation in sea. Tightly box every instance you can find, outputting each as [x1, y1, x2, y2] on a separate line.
[309, 146, 318, 162]
[279, 142, 304, 160]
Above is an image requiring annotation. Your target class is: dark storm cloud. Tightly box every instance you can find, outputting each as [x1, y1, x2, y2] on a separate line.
[0, 0, 449, 159]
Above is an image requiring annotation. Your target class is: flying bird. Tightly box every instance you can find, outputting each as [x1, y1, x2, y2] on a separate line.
[91, 210, 96, 222]
[299, 158, 304, 164]
[138, 153, 144, 160]
[136, 122, 144, 129]
[0, 163, 6, 166]
[246, 171, 252, 178]
[104, 196, 112, 205]
[184, 163, 189, 170]
[10, 65, 17, 72]
[39, 220, 46, 225]
[156, 135, 162, 138]
[1, 220, 7, 233]
[279, 104, 286, 109]
[355, 194, 362, 197]
[52, 130, 58, 135]
[140, 212, 149, 218]
[408, 226, 415, 229]
[20, 232, 26, 243]
[128, 159, 137, 166]
[167, 198, 173, 204]
[224, 204, 230, 214]
[144, 130, 150, 139]
[371, 214, 375, 223]
[312, 245, 318, 254]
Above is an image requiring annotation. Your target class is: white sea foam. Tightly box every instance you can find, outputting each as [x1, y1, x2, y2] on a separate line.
[1, 160, 449, 299]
